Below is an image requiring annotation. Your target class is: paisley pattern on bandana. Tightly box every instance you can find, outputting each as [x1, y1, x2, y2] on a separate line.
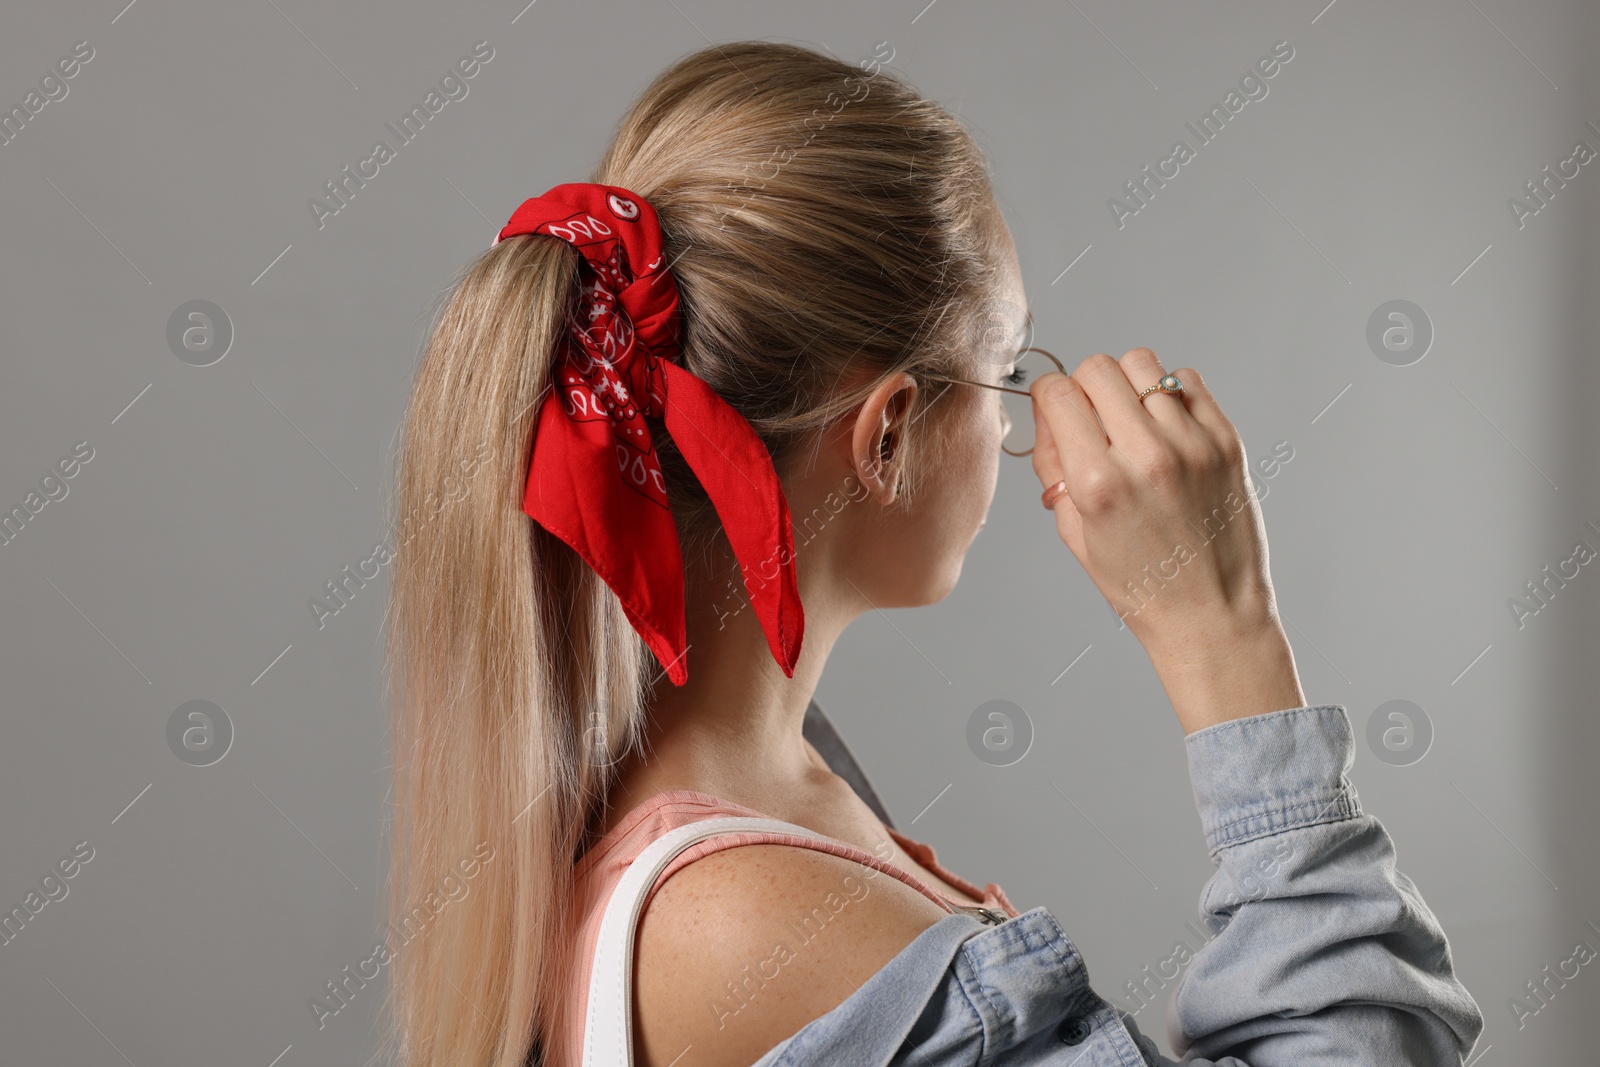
[496, 183, 804, 686]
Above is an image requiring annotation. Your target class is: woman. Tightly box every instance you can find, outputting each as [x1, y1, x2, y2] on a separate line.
[382, 40, 1483, 1067]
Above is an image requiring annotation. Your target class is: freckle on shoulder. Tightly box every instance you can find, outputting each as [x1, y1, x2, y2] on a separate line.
[629, 843, 949, 1067]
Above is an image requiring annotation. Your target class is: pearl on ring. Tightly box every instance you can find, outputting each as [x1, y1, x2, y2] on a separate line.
[1136, 374, 1184, 402]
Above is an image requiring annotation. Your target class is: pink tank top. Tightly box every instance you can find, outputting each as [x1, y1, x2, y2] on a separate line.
[544, 789, 1020, 1066]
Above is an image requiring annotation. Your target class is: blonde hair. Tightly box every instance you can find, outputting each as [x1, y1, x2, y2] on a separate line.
[381, 39, 1002, 1067]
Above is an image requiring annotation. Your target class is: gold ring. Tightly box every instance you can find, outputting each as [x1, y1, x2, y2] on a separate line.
[1135, 374, 1184, 402]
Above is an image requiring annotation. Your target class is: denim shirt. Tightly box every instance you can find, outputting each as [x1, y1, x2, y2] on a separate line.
[751, 704, 1485, 1065]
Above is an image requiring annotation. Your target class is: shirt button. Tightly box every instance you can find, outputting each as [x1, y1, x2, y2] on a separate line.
[1055, 1016, 1092, 1045]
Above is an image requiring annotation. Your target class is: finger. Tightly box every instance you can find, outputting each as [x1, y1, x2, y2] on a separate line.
[1029, 399, 1087, 550]
[1116, 348, 1191, 432]
[1029, 370, 1107, 492]
[1071, 350, 1179, 451]
[1029, 386, 1063, 486]
[1158, 366, 1238, 457]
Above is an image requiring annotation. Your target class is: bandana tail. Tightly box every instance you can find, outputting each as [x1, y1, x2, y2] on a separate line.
[522, 390, 692, 686]
[659, 360, 805, 677]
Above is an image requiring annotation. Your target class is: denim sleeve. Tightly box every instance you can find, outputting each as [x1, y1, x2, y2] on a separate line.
[1118, 703, 1484, 1066]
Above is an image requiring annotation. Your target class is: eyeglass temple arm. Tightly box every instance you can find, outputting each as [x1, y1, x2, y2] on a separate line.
[920, 348, 1064, 397]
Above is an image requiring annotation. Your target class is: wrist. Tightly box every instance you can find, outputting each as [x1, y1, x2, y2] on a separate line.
[1145, 617, 1307, 735]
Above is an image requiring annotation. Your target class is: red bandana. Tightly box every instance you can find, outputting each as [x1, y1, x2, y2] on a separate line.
[495, 183, 804, 686]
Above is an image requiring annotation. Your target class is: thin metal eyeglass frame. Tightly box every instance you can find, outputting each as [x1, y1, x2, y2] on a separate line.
[917, 347, 1064, 457]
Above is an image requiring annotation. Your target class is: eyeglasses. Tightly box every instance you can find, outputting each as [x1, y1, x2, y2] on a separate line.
[918, 347, 1064, 457]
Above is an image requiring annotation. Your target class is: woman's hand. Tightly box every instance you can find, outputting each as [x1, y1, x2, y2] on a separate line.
[1029, 348, 1306, 732]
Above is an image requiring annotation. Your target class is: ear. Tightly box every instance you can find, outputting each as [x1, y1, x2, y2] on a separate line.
[849, 372, 918, 504]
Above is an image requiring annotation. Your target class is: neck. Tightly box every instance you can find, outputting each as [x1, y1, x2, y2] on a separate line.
[609, 526, 859, 818]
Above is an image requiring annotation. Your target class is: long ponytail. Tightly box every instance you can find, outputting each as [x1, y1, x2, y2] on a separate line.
[381, 233, 655, 1067]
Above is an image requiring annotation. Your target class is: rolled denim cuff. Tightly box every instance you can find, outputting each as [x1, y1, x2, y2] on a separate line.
[1185, 704, 1363, 857]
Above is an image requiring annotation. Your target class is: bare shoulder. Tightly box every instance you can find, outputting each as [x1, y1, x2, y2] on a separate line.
[631, 843, 949, 1067]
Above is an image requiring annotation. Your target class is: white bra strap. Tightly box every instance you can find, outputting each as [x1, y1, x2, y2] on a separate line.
[581, 815, 831, 1067]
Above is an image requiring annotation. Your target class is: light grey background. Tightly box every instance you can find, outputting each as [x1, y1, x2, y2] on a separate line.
[2, 0, 1595, 1063]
